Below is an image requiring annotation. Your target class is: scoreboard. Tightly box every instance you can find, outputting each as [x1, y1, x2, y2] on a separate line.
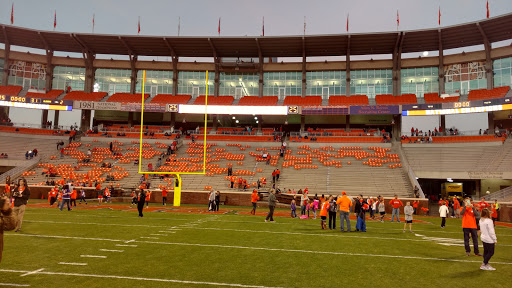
[0, 95, 73, 111]
[402, 97, 512, 116]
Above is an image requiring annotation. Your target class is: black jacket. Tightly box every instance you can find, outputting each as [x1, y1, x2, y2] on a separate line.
[13, 186, 30, 207]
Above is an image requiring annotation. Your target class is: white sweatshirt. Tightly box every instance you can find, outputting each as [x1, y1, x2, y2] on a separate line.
[439, 205, 449, 217]
[479, 218, 497, 244]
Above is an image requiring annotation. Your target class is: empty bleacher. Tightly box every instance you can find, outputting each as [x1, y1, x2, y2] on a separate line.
[150, 94, 191, 104]
[401, 135, 505, 144]
[238, 96, 278, 106]
[328, 95, 369, 106]
[0, 85, 23, 96]
[375, 94, 417, 105]
[424, 93, 460, 103]
[283, 96, 322, 106]
[63, 91, 108, 101]
[467, 86, 510, 101]
[107, 93, 150, 103]
[193, 96, 234, 105]
[25, 90, 64, 100]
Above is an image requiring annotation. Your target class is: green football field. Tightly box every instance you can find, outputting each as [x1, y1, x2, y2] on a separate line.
[1, 201, 511, 288]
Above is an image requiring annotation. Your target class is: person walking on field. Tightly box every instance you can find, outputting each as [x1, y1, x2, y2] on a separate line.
[479, 209, 497, 271]
[265, 190, 278, 222]
[0, 196, 16, 263]
[403, 202, 414, 233]
[12, 178, 30, 232]
[378, 199, 386, 222]
[389, 195, 403, 223]
[79, 188, 87, 205]
[453, 197, 460, 218]
[461, 198, 481, 256]
[162, 187, 168, 206]
[336, 191, 352, 232]
[439, 202, 449, 228]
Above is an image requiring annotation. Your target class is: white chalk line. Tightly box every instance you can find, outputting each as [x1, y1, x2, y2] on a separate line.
[0, 283, 30, 287]
[80, 255, 107, 259]
[115, 244, 137, 247]
[8, 233, 512, 265]
[20, 268, 44, 277]
[0, 269, 284, 288]
[150, 234, 166, 236]
[99, 249, 124, 253]
[58, 262, 87, 266]
[140, 237, 159, 239]
[158, 231, 176, 233]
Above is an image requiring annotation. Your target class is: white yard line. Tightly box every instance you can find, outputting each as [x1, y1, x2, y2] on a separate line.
[58, 262, 88, 266]
[8, 233, 512, 265]
[80, 255, 107, 259]
[150, 234, 166, 236]
[0, 269, 285, 288]
[20, 268, 44, 277]
[115, 244, 137, 247]
[140, 237, 159, 239]
[99, 249, 124, 253]
[0, 283, 30, 287]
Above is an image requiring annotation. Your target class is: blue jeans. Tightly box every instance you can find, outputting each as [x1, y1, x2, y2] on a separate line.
[301, 205, 307, 215]
[339, 211, 351, 231]
[391, 208, 400, 222]
[60, 199, 71, 211]
[356, 215, 366, 232]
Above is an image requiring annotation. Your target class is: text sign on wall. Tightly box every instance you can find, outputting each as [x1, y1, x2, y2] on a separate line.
[350, 105, 400, 115]
[73, 101, 121, 111]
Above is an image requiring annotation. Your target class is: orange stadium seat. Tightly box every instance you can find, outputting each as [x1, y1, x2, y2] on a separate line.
[328, 95, 369, 106]
[375, 94, 417, 105]
[424, 93, 460, 103]
[0, 85, 23, 96]
[107, 93, 150, 103]
[63, 91, 108, 101]
[193, 96, 234, 105]
[238, 96, 278, 106]
[283, 96, 322, 106]
[26, 90, 64, 100]
[467, 87, 510, 101]
[150, 94, 191, 104]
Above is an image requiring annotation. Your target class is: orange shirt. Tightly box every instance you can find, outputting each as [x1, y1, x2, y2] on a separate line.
[453, 199, 460, 209]
[145, 192, 151, 201]
[389, 199, 403, 209]
[336, 195, 352, 212]
[162, 189, 168, 198]
[478, 201, 490, 211]
[461, 207, 477, 229]
[71, 190, 77, 199]
[96, 184, 101, 190]
[491, 206, 498, 218]
[413, 200, 419, 208]
[251, 192, 259, 203]
[320, 201, 330, 217]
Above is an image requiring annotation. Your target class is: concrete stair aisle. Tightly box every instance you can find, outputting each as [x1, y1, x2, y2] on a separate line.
[485, 138, 512, 171]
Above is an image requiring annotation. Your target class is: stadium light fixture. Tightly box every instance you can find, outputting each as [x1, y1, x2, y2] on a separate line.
[232, 116, 236, 119]
[423, 51, 429, 57]
[235, 120, 239, 123]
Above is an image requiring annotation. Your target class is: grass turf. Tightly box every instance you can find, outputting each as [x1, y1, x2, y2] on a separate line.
[1, 200, 511, 288]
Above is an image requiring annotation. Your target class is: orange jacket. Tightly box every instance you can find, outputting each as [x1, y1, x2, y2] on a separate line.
[251, 192, 259, 203]
[389, 199, 403, 209]
[320, 201, 330, 217]
[71, 190, 77, 199]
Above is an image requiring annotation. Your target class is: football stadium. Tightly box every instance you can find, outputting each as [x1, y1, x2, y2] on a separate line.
[0, 0, 512, 287]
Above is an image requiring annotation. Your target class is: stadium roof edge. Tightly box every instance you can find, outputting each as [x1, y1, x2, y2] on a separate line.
[0, 13, 511, 57]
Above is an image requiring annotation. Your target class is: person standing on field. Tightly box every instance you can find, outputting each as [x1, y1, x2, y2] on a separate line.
[439, 202, 449, 228]
[12, 178, 30, 232]
[336, 191, 352, 232]
[137, 189, 146, 217]
[250, 189, 259, 215]
[479, 209, 497, 271]
[461, 198, 481, 257]
[403, 202, 414, 233]
[328, 196, 337, 230]
[389, 195, 403, 223]
[265, 190, 278, 222]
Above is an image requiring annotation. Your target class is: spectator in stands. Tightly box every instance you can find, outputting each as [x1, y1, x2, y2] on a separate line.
[461, 197, 481, 256]
[275, 169, 280, 181]
[0, 195, 16, 263]
[389, 195, 403, 223]
[265, 189, 278, 222]
[25, 151, 28, 160]
[227, 165, 232, 176]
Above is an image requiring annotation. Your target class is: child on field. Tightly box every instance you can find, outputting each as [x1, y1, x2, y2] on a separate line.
[356, 203, 368, 232]
[320, 199, 330, 230]
[403, 202, 414, 233]
[291, 199, 297, 218]
[479, 209, 497, 271]
[439, 202, 449, 228]
[312, 198, 319, 219]
[378, 200, 386, 223]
